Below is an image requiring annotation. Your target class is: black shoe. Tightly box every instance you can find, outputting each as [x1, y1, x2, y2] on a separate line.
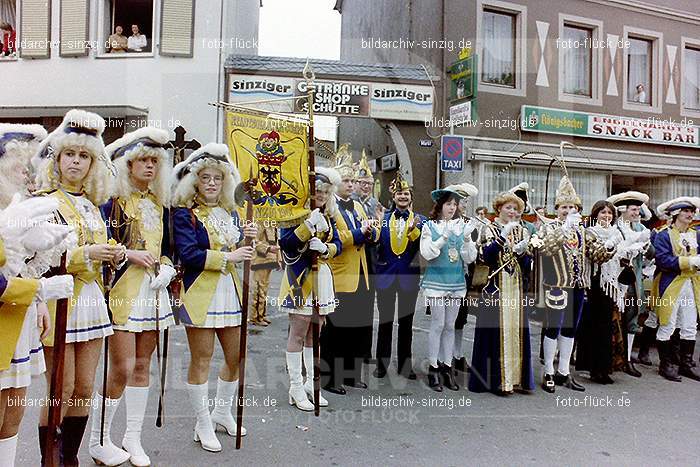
[344, 380, 368, 389]
[554, 372, 585, 391]
[323, 384, 347, 395]
[591, 372, 614, 385]
[428, 365, 443, 392]
[453, 357, 468, 373]
[439, 363, 459, 391]
[679, 340, 700, 382]
[624, 362, 642, 378]
[399, 367, 417, 380]
[372, 366, 387, 378]
[657, 340, 682, 382]
[541, 373, 555, 393]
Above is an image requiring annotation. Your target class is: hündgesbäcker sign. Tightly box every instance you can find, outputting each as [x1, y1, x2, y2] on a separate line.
[521, 105, 700, 148]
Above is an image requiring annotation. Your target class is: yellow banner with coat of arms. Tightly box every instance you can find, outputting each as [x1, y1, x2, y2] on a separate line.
[226, 109, 309, 223]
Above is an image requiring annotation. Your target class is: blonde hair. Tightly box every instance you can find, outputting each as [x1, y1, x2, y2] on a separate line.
[171, 157, 240, 211]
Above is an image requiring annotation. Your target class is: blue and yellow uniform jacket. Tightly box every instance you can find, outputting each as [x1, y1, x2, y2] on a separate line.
[374, 208, 424, 291]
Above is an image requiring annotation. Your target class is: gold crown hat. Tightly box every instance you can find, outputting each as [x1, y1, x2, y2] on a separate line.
[334, 142, 355, 179]
[355, 148, 373, 181]
[389, 170, 411, 194]
[606, 191, 649, 209]
[554, 175, 582, 209]
[431, 182, 478, 202]
[656, 196, 700, 218]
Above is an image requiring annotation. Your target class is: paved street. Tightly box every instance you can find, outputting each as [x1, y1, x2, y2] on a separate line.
[16, 270, 700, 466]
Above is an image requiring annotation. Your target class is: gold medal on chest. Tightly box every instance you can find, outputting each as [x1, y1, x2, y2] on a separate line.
[448, 247, 459, 263]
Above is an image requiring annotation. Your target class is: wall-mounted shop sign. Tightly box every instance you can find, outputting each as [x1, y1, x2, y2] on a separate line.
[447, 55, 476, 102]
[228, 74, 433, 122]
[521, 105, 700, 148]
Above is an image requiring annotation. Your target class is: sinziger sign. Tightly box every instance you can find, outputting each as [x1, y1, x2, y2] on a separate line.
[521, 105, 700, 148]
[228, 74, 433, 122]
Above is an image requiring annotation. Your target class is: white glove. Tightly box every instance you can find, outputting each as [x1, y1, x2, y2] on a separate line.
[688, 256, 700, 269]
[638, 229, 651, 244]
[463, 218, 480, 239]
[315, 214, 329, 233]
[38, 275, 74, 301]
[23, 222, 73, 254]
[500, 221, 519, 239]
[564, 212, 582, 231]
[150, 264, 177, 290]
[604, 237, 618, 250]
[514, 238, 529, 255]
[308, 237, 328, 255]
[308, 208, 324, 226]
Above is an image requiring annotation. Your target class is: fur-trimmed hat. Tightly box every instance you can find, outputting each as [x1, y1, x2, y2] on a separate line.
[493, 191, 525, 213]
[554, 176, 582, 209]
[171, 143, 241, 211]
[106, 127, 171, 205]
[314, 166, 341, 217]
[33, 109, 111, 206]
[656, 196, 700, 218]
[0, 124, 47, 208]
[431, 182, 478, 202]
[607, 191, 649, 209]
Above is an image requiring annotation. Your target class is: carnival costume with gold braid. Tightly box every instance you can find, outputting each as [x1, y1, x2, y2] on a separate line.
[32, 109, 114, 346]
[102, 127, 175, 330]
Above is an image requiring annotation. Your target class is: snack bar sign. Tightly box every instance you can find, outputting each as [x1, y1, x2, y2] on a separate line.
[228, 74, 433, 122]
[521, 105, 700, 148]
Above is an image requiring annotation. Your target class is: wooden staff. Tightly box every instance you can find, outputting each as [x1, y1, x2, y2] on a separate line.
[303, 60, 321, 416]
[46, 253, 68, 467]
[235, 167, 256, 449]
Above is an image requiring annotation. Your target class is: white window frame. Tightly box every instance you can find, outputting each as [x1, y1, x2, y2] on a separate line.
[95, 0, 158, 58]
[476, 0, 527, 97]
[557, 14, 603, 106]
[680, 36, 700, 119]
[622, 26, 663, 114]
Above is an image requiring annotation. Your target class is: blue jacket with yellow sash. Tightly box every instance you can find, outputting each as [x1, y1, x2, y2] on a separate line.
[651, 225, 700, 326]
[0, 238, 41, 371]
[172, 205, 243, 326]
[374, 208, 424, 291]
[278, 215, 342, 308]
[101, 192, 173, 325]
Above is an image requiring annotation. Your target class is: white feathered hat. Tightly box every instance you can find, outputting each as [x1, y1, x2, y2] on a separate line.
[314, 166, 341, 217]
[33, 109, 112, 206]
[0, 124, 48, 208]
[607, 191, 649, 209]
[171, 143, 241, 210]
[656, 196, 700, 218]
[105, 127, 171, 205]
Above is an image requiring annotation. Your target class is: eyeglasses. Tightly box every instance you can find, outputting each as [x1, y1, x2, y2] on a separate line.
[357, 181, 372, 187]
[199, 174, 223, 185]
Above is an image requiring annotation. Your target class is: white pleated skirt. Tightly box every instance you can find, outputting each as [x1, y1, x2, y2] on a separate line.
[112, 277, 175, 332]
[185, 272, 242, 328]
[0, 303, 46, 390]
[282, 263, 336, 316]
[65, 280, 113, 343]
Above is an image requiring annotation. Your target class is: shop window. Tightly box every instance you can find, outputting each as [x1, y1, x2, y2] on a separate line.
[480, 163, 609, 215]
[0, 0, 17, 60]
[627, 37, 652, 104]
[683, 45, 700, 111]
[477, 0, 527, 97]
[99, 0, 154, 55]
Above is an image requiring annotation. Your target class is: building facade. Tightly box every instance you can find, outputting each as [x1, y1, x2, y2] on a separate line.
[336, 0, 700, 216]
[1, 0, 260, 144]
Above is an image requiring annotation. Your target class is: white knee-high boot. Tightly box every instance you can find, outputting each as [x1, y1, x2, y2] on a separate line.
[210, 377, 247, 437]
[0, 434, 18, 467]
[88, 393, 131, 466]
[186, 382, 221, 452]
[121, 386, 151, 467]
[303, 347, 328, 407]
[286, 351, 314, 411]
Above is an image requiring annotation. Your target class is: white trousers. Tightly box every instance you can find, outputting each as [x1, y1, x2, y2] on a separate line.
[656, 280, 698, 341]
